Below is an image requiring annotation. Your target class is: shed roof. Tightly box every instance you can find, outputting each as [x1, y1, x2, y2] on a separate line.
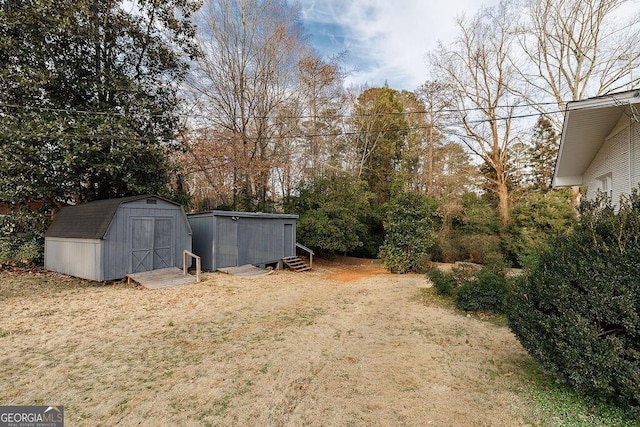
[45, 195, 181, 239]
[553, 89, 640, 187]
[188, 210, 298, 220]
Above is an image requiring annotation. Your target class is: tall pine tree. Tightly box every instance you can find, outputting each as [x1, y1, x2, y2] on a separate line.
[527, 116, 559, 191]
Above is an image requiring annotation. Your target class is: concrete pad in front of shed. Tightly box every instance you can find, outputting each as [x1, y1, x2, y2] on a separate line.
[126, 267, 198, 289]
[217, 264, 274, 277]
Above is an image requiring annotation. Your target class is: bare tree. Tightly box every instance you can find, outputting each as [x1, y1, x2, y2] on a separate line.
[515, 0, 640, 128]
[415, 81, 454, 196]
[174, 127, 239, 210]
[187, 0, 308, 211]
[430, 4, 522, 224]
[295, 53, 347, 182]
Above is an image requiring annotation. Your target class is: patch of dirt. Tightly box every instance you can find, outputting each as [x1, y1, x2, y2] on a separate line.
[327, 267, 389, 282]
[0, 260, 536, 426]
[326, 259, 389, 283]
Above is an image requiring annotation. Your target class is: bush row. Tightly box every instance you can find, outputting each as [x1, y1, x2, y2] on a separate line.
[427, 264, 509, 314]
[508, 192, 640, 409]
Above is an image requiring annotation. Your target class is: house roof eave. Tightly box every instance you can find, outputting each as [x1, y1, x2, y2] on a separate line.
[553, 90, 640, 183]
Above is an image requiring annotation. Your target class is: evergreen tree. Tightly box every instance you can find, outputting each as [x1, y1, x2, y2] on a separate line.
[0, 0, 199, 208]
[286, 174, 377, 256]
[502, 189, 577, 268]
[527, 116, 559, 191]
[0, 0, 197, 265]
[351, 87, 408, 205]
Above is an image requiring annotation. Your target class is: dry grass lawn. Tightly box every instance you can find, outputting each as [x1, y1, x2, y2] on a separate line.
[0, 259, 538, 426]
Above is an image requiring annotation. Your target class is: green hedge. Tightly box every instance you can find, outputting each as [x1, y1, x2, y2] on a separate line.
[427, 268, 457, 296]
[0, 210, 46, 267]
[502, 189, 577, 268]
[380, 192, 439, 273]
[455, 268, 508, 313]
[508, 192, 640, 409]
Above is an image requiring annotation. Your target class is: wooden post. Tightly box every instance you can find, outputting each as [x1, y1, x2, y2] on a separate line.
[183, 251, 188, 277]
[182, 250, 202, 283]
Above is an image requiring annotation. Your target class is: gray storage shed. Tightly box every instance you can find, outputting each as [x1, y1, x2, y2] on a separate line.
[188, 211, 297, 271]
[45, 195, 192, 281]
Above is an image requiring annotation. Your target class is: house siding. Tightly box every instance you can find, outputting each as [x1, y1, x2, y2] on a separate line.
[583, 121, 633, 201]
[631, 120, 640, 189]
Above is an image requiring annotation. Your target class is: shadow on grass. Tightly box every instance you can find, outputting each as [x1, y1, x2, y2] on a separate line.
[0, 269, 127, 302]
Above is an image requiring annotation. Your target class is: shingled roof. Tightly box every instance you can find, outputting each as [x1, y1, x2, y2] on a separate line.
[45, 195, 177, 239]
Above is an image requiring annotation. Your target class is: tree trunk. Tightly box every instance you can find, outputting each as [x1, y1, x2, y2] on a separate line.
[427, 123, 434, 196]
[495, 165, 510, 225]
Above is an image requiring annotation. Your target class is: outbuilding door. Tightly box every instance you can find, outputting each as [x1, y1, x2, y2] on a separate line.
[131, 217, 173, 273]
[216, 216, 238, 268]
[284, 224, 293, 257]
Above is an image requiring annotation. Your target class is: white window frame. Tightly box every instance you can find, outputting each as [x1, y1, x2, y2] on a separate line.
[597, 173, 613, 199]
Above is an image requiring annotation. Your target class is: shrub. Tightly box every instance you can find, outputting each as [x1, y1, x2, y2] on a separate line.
[379, 191, 439, 273]
[427, 268, 457, 296]
[482, 252, 508, 274]
[459, 234, 502, 264]
[455, 192, 500, 235]
[0, 210, 45, 267]
[14, 239, 42, 265]
[455, 268, 508, 313]
[451, 262, 481, 283]
[502, 189, 577, 267]
[434, 235, 465, 263]
[508, 191, 640, 408]
[440, 193, 502, 264]
[287, 174, 377, 256]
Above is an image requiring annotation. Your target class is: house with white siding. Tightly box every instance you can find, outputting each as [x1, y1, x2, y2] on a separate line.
[553, 90, 640, 201]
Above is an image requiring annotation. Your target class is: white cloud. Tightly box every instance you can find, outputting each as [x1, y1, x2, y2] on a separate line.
[299, 0, 494, 90]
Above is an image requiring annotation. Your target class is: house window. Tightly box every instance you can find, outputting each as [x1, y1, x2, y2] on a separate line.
[597, 173, 613, 199]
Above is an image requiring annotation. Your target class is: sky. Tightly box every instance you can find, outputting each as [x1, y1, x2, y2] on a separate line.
[297, 0, 496, 91]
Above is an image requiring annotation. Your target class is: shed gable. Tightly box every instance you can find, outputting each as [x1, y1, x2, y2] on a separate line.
[45, 195, 179, 239]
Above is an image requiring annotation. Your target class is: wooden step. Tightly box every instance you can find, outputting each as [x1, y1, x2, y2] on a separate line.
[282, 256, 311, 272]
[126, 267, 198, 289]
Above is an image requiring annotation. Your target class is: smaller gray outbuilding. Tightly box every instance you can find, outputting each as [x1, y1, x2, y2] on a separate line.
[188, 211, 297, 271]
[45, 195, 192, 281]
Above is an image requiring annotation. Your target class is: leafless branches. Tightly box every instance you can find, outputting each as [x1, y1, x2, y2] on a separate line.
[516, 0, 640, 128]
[430, 4, 522, 223]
